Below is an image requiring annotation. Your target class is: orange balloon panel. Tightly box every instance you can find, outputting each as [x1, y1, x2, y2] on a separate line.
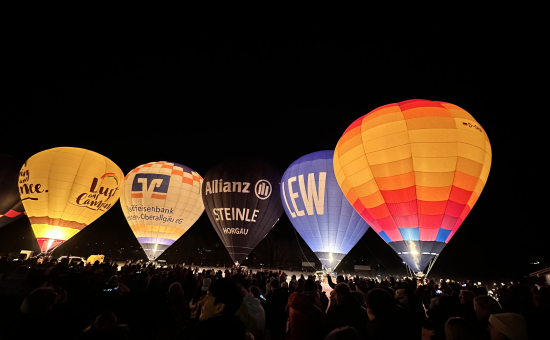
[334, 100, 491, 272]
[19, 147, 124, 253]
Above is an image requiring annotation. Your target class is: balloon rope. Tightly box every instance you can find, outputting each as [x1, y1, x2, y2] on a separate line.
[406, 263, 414, 277]
[425, 254, 439, 277]
[293, 228, 313, 268]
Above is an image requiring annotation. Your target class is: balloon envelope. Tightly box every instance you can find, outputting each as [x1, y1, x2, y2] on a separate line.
[281, 150, 370, 270]
[120, 161, 204, 260]
[334, 100, 492, 273]
[202, 160, 284, 264]
[0, 154, 25, 229]
[19, 147, 124, 253]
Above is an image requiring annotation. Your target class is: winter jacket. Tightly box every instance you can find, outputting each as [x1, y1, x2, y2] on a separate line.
[286, 292, 327, 340]
[327, 296, 369, 337]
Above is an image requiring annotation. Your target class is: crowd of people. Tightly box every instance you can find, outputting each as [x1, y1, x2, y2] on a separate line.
[0, 255, 548, 340]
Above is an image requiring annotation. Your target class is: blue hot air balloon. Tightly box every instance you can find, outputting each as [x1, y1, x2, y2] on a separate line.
[281, 150, 370, 270]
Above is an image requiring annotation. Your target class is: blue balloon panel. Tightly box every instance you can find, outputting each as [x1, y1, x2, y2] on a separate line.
[281, 150, 369, 269]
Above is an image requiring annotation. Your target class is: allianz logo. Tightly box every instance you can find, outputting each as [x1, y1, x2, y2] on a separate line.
[204, 179, 273, 200]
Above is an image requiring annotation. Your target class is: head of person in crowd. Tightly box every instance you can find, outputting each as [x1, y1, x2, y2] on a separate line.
[147, 274, 162, 291]
[488, 313, 528, 340]
[303, 279, 318, 298]
[20, 287, 57, 314]
[248, 285, 261, 299]
[270, 278, 280, 290]
[108, 275, 119, 285]
[199, 278, 243, 321]
[324, 326, 362, 340]
[365, 288, 398, 321]
[473, 295, 501, 320]
[445, 317, 481, 340]
[334, 283, 352, 304]
[351, 291, 365, 306]
[459, 290, 475, 304]
[295, 278, 305, 293]
[336, 275, 345, 284]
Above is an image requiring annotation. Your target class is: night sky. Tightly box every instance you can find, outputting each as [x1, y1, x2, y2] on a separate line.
[2, 23, 544, 282]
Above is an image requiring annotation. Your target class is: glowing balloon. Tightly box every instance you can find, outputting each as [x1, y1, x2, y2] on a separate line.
[120, 161, 204, 260]
[202, 160, 284, 264]
[281, 151, 370, 270]
[19, 147, 124, 253]
[334, 100, 491, 273]
[0, 154, 25, 229]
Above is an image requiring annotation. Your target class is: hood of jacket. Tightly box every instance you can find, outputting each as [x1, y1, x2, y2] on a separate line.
[288, 292, 316, 312]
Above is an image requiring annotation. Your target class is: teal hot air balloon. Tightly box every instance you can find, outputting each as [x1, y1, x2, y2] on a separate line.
[280, 151, 370, 270]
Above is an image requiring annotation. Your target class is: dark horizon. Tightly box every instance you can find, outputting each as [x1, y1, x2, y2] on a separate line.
[2, 27, 545, 282]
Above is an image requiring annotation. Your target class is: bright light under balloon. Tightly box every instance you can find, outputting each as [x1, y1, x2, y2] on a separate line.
[334, 100, 491, 273]
[281, 150, 370, 270]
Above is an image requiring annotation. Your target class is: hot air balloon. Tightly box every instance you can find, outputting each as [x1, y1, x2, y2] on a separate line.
[1, 154, 26, 229]
[202, 160, 284, 265]
[281, 150, 370, 270]
[19, 147, 124, 253]
[120, 161, 204, 260]
[334, 100, 491, 274]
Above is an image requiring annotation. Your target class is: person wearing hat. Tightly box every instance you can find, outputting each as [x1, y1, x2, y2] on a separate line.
[285, 279, 327, 340]
[327, 283, 368, 337]
[488, 313, 528, 340]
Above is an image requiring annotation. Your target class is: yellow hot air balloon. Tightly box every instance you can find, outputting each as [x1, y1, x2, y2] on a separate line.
[19, 147, 124, 253]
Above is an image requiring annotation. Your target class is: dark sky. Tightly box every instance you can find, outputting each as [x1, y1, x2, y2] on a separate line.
[1, 23, 544, 281]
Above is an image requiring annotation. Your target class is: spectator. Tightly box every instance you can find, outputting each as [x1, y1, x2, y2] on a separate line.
[445, 317, 481, 340]
[428, 294, 460, 340]
[237, 287, 266, 340]
[263, 279, 288, 340]
[178, 278, 245, 339]
[458, 289, 477, 323]
[327, 283, 368, 337]
[80, 311, 129, 340]
[474, 295, 502, 339]
[365, 288, 412, 339]
[286, 279, 327, 340]
[488, 313, 528, 340]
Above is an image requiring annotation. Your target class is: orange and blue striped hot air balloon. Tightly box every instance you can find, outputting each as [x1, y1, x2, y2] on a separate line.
[333, 99, 491, 273]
